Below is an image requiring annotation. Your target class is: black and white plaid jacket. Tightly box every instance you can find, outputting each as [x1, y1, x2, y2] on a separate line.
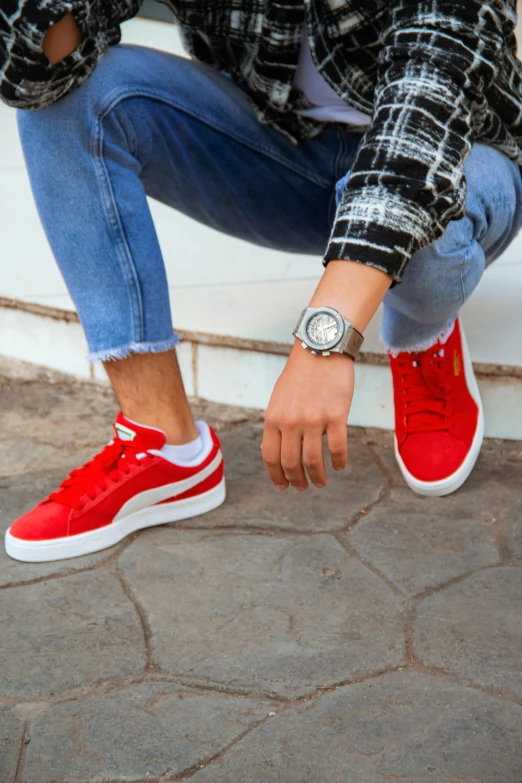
[1, 1, 522, 281]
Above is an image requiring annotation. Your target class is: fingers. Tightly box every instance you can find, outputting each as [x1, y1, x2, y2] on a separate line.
[281, 426, 308, 490]
[261, 425, 289, 490]
[326, 421, 348, 472]
[263, 417, 348, 491]
[302, 429, 328, 488]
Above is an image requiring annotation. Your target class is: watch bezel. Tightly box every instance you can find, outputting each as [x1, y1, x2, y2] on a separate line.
[303, 308, 345, 351]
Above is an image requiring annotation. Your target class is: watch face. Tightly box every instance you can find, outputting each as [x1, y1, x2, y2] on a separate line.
[305, 311, 343, 349]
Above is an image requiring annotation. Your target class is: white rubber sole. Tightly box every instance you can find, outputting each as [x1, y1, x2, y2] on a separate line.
[4, 477, 226, 563]
[395, 323, 484, 498]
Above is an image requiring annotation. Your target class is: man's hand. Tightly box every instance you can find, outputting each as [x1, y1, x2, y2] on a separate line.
[42, 12, 82, 65]
[262, 345, 354, 490]
[262, 259, 392, 490]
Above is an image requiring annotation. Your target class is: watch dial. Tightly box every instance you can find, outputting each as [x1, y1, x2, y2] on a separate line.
[306, 312, 340, 347]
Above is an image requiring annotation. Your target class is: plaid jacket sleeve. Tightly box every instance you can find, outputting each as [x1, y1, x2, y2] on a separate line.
[324, 0, 505, 283]
[0, 1, 141, 110]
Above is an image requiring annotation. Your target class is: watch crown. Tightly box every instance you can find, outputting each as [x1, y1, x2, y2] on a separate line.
[323, 351, 331, 357]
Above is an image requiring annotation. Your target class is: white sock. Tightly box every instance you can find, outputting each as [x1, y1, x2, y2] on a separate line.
[160, 434, 203, 464]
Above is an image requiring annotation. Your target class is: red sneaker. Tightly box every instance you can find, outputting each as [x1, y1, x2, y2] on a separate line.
[5, 413, 225, 562]
[389, 317, 484, 497]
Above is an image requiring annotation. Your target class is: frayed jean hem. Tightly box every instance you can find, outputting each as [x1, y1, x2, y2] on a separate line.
[384, 318, 456, 358]
[87, 333, 181, 363]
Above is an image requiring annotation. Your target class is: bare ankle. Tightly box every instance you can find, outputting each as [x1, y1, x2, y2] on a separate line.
[103, 349, 199, 444]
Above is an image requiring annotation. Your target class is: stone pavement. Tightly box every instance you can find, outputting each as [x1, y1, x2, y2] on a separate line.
[0, 358, 521, 783]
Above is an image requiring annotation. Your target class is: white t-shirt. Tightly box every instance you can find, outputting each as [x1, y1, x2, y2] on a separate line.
[294, 33, 370, 126]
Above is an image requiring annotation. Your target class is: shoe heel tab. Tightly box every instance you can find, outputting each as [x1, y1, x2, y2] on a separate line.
[195, 421, 221, 450]
[208, 424, 221, 449]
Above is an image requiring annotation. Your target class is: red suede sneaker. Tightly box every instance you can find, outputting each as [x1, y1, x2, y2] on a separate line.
[5, 413, 225, 562]
[389, 317, 484, 497]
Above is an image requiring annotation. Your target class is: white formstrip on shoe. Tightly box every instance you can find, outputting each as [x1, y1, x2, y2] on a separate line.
[4, 476, 226, 564]
[395, 323, 484, 498]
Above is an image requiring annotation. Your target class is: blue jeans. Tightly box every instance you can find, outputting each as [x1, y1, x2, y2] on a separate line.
[17, 44, 522, 360]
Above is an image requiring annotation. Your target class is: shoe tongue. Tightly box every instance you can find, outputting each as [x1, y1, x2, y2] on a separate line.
[113, 413, 166, 450]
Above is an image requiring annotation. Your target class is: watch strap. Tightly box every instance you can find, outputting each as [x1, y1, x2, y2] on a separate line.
[293, 309, 307, 335]
[340, 323, 364, 360]
[293, 307, 364, 360]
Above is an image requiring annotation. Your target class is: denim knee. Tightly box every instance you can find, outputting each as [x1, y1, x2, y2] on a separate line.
[383, 143, 522, 353]
[17, 45, 147, 153]
[381, 214, 487, 351]
[388, 218, 485, 318]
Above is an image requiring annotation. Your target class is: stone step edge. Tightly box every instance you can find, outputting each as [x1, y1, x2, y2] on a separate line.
[1, 295, 521, 380]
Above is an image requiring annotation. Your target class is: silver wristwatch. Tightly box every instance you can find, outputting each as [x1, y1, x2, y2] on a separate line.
[293, 306, 364, 359]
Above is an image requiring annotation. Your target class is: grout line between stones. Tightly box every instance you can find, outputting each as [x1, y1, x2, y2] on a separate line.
[67, 712, 275, 783]
[334, 533, 406, 599]
[407, 661, 522, 707]
[410, 560, 520, 604]
[4, 647, 521, 713]
[4, 658, 521, 782]
[0, 522, 348, 594]
[341, 440, 393, 537]
[0, 671, 283, 710]
[0, 664, 407, 713]
[176, 714, 274, 780]
[403, 603, 416, 663]
[0, 565, 99, 592]
[172, 665, 418, 782]
[12, 719, 30, 783]
[402, 561, 522, 673]
[0, 536, 136, 592]
[333, 439, 399, 597]
[144, 675, 284, 702]
[285, 664, 407, 708]
[169, 524, 357, 536]
[113, 561, 156, 670]
[364, 438, 399, 487]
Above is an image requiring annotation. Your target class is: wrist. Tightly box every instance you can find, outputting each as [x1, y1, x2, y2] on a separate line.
[288, 340, 355, 380]
[290, 338, 353, 363]
[309, 259, 392, 333]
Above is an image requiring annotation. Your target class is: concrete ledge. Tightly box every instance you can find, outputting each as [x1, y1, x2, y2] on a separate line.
[1, 296, 521, 379]
[1, 296, 521, 440]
